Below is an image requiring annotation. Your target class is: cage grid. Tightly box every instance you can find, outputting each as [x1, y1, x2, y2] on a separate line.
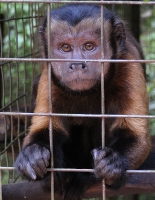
[0, 0, 47, 191]
[1, 1, 155, 200]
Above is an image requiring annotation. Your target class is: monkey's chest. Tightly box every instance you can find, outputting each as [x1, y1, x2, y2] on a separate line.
[63, 124, 98, 168]
[63, 121, 112, 168]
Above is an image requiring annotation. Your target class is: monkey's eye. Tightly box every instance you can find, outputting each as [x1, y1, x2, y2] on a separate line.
[83, 42, 96, 51]
[59, 44, 72, 52]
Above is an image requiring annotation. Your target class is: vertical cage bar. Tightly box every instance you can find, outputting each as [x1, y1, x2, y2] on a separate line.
[0, 168, 2, 200]
[5, 3, 11, 182]
[21, 3, 28, 145]
[100, 1, 106, 200]
[0, 13, 3, 109]
[47, 3, 54, 200]
[13, 3, 19, 181]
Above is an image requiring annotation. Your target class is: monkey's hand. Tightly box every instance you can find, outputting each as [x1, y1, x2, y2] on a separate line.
[92, 147, 126, 189]
[15, 144, 50, 180]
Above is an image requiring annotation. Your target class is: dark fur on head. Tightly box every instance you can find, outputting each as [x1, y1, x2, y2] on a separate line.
[39, 4, 117, 59]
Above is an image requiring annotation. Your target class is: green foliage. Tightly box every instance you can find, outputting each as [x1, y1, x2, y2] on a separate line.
[1, 3, 32, 57]
[0, 3, 43, 107]
[140, 5, 155, 135]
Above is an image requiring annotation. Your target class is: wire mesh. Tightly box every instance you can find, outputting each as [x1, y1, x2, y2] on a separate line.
[0, 1, 46, 185]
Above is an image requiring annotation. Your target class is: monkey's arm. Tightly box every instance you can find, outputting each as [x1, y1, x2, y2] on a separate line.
[93, 62, 151, 189]
[92, 127, 150, 189]
[15, 67, 67, 180]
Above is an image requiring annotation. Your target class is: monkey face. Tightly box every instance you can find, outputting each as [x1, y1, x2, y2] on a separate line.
[48, 19, 110, 92]
[51, 28, 100, 91]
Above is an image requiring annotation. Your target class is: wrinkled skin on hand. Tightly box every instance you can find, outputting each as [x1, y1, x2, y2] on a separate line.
[92, 147, 126, 189]
[15, 144, 50, 180]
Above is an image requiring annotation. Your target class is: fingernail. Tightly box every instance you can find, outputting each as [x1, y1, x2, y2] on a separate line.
[31, 172, 36, 180]
[92, 149, 98, 159]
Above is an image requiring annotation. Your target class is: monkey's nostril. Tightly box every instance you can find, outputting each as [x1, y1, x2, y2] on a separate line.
[81, 63, 86, 70]
[69, 63, 87, 72]
[69, 64, 75, 72]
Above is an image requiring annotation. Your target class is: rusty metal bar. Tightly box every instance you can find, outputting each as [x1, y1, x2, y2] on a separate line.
[46, 3, 55, 200]
[0, 169, 2, 200]
[1, 112, 155, 119]
[100, 2, 106, 199]
[0, 0, 155, 5]
[1, 58, 155, 64]
[100, 0, 105, 155]
[1, 166, 155, 174]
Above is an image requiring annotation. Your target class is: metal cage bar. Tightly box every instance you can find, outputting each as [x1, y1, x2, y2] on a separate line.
[100, 1, 106, 199]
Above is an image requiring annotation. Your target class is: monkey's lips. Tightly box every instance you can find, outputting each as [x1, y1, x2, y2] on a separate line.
[65, 78, 98, 91]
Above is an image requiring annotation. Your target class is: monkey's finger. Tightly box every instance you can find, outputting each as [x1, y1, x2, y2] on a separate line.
[18, 153, 40, 180]
[92, 149, 98, 160]
[98, 165, 124, 186]
[14, 151, 36, 179]
[93, 147, 112, 165]
[25, 164, 37, 180]
[18, 161, 37, 180]
[41, 147, 50, 167]
[22, 144, 48, 178]
[92, 149, 106, 162]
[29, 151, 47, 178]
[35, 147, 50, 175]
[94, 159, 107, 178]
[32, 159, 47, 178]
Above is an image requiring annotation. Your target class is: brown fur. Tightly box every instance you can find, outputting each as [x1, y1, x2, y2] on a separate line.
[16, 5, 151, 199]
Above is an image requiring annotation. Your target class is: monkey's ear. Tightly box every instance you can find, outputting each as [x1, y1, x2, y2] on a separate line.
[114, 22, 126, 52]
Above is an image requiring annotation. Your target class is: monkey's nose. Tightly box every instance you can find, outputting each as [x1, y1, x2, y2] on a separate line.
[69, 63, 87, 72]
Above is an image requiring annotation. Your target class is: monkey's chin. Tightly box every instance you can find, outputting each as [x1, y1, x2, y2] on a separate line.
[64, 78, 98, 91]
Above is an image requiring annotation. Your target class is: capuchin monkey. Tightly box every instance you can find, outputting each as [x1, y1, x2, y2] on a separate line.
[15, 4, 151, 200]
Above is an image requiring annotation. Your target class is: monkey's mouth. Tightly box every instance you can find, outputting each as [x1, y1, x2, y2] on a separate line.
[65, 78, 98, 91]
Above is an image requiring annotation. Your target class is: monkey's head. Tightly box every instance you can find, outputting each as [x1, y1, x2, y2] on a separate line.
[39, 4, 126, 93]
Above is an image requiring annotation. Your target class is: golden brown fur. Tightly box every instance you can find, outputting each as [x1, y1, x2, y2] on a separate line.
[16, 4, 151, 200]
